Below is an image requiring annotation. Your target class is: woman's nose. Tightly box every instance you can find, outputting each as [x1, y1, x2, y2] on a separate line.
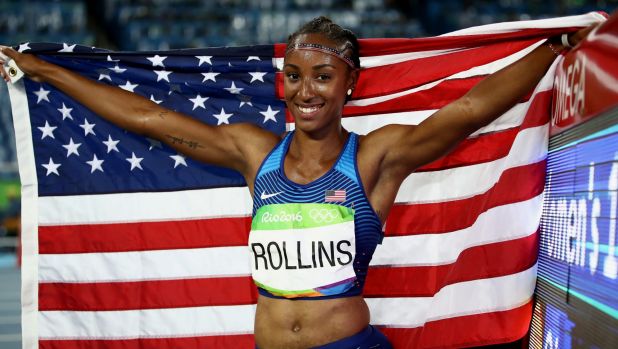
[297, 77, 315, 100]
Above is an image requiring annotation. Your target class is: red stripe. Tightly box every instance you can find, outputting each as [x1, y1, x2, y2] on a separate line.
[39, 216, 251, 254]
[39, 276, 257, 311]
[418, 90, 551, 171]
[354, 39, 537, 100]
[365, 232, 538, 297]
[40, 334, 255, 349]
[386, 160, 546, 235]
[39, 233, 536, 311]
[381, 300, 533, 349]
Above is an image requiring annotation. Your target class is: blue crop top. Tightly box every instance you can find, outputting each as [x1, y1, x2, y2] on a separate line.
[249, 131, 383, 300]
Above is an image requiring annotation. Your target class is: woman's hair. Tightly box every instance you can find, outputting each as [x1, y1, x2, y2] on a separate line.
[287, 16, 360, 69]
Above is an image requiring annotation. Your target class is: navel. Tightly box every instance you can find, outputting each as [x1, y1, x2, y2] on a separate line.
[291, 323, 301, 333]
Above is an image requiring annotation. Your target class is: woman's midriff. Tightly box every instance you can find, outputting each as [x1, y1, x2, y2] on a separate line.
[254, 294, 370, 349]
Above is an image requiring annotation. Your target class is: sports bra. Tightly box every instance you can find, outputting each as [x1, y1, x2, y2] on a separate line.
[249, 131, 383, 300]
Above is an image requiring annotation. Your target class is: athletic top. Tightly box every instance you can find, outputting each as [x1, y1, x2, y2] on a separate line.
[249, 131, 383, 300]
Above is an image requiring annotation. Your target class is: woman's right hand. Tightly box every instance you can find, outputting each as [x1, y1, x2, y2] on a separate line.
[0, 46, 46, 82]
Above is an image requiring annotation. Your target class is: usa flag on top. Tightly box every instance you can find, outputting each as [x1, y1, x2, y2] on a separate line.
[325, 189, 346, 202]
[7, 12, 604, 349]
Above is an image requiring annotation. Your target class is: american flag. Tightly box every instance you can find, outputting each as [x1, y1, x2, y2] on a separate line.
[325, 189, 346, 202]
[9, 13, 603, 349]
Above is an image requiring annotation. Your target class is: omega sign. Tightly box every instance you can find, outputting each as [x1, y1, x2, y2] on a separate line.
[552, 55, 586, 127]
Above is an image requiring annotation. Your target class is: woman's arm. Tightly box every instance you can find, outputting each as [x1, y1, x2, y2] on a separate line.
[368, 25, 597, 178]
[0, 47, 279, 176]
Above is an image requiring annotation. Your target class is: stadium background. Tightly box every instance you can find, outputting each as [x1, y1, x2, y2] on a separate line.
[0, 1, 616, 349]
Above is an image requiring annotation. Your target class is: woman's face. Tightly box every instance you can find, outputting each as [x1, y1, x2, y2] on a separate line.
[283, 33, 357, 134]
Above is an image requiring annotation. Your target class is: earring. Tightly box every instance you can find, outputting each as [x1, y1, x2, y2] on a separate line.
[347, 88, 353, 96]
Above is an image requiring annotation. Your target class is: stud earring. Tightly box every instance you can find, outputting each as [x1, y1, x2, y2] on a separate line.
[347, 88, 353, 96]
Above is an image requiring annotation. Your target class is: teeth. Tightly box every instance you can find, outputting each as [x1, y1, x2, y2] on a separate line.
[298, 105, 320, 114]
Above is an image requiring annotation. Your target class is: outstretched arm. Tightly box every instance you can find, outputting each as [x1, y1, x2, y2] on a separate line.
[369, 25, 597, 178]
[0, 47, 279, 179]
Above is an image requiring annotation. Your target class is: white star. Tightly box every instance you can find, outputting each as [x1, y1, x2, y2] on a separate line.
[119, 81, 138, 92]
[150, 95, 162, 104]
[18, 43, 30, 53]
[126, 152, 144, 171]
[147, 138, 163, 150]
[98, 73, 111, 82]
[57, 103, 73, 120]
[62, 138, 81, 157]
[224, 81, 244, 94]
[110, 64, 126, 74]
[212, 108, 233, 125]
[260, 105, 280, 123]
[102, 135, 120, 153]
[79, 118, 96, 136]
[34, 86, 50, 104]
[154, 70, 172, 82]
[170, 154, 187, 168]
[196, 56, 213, 66]
[107, 55, 119, 62]
[247, 56, 261, 61]
[58, 43, 76, 53]
[249, 72, 266, 83]
[41, 158, 61, 176]
[38, 121, 57, 139]
[147, 55, 167, 67]
[201, 72, 220, 82]
[189, 94, 208, 110]
[86, 154, 104, 173]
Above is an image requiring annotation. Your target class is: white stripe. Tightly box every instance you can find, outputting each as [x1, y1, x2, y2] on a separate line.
[39, 246, 251, 283]
[396, 124, 548, 204]
[39, 194, 540, 283]
[441, 12, 604, 36]
[8, 81, 39, 349]
[38, 186, 252, 225]
[372, 194, 541, 266]
[39, 304, 256, 339]
[347, 41, 543, 107]
[368, 264, 537, 327]
[38, 266, 536, 338]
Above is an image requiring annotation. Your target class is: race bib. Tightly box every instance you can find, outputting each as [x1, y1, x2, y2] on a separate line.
[249, 203, 356, 298]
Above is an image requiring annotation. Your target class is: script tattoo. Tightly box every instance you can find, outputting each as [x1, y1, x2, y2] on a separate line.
[165, 134, 204, 149]
[158, 110, 169, 120]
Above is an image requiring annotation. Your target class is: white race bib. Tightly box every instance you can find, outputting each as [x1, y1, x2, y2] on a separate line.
[249, 203, 356, 298]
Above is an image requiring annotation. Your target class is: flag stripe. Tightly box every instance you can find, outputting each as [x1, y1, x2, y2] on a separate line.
[39, 335, 256, 349]
[365, 232, 538, 297]
[381, 300, 533, 349]
[37, 266, 535, 339]
[38, 233, 537, 312]
[387, 160, 546, 235]
[39, 216, 251, 254]
[38, 195, 541, 283]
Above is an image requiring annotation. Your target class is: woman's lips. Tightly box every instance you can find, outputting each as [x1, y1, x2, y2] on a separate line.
[296, 103, 324, 118]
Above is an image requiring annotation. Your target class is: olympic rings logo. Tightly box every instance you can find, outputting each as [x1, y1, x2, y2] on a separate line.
[309, 208, 340, 223]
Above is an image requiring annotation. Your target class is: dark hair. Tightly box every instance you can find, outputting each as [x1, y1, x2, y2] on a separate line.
[287, 16, 360, 69]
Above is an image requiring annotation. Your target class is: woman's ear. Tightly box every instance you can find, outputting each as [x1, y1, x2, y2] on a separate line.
[348, 68, 359, 93]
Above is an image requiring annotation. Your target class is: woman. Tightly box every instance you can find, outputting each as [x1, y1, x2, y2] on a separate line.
[1, 16, 594, 349]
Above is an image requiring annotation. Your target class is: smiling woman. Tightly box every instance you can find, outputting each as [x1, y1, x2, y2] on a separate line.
[0, 14, 595, 349]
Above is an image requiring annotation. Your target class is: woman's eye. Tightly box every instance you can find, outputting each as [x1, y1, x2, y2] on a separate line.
[317, 74, 331, 81]
[286, 73, 299, 81]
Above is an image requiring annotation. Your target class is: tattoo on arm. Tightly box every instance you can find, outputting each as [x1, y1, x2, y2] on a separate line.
[158, 111, 169, 120]
[165, 134, 205, 149]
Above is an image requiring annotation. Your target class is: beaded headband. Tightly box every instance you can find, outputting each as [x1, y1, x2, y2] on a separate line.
[285, 43, 356, 69]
